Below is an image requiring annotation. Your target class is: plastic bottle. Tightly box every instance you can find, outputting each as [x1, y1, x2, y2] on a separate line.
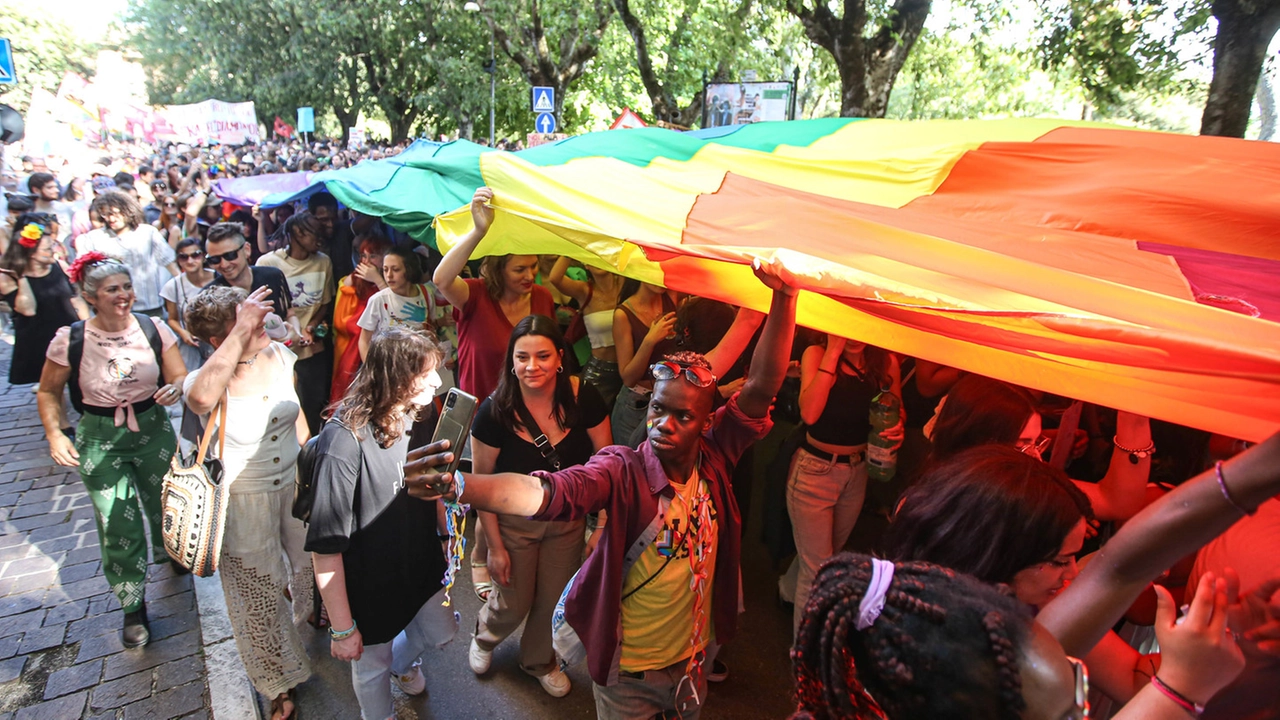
[867, 386, 900, 482]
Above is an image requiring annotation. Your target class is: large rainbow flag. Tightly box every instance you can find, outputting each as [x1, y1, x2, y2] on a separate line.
[425, 118, 1280, 441]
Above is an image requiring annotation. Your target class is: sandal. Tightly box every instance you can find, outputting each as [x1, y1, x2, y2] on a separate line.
[472, 561, 493, 602]
[269, 688, 298, 720]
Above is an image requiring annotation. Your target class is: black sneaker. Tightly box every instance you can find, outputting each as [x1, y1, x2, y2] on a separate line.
[708, 658, 728, 683]
[122, 605, 150, 649]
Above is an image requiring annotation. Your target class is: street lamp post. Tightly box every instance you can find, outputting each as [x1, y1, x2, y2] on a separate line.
[464, 1, 496, 147]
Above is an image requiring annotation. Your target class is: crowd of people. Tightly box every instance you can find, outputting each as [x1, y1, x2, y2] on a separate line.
[1, 142, 1278, 720]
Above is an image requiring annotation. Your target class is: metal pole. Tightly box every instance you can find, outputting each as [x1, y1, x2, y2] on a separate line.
[488, 30, 496, 146]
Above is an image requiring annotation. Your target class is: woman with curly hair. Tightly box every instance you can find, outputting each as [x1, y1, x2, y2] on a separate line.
[790, 430, 1280, 719]
[76, 190, 177, 317]
[305, 327, 456, 720]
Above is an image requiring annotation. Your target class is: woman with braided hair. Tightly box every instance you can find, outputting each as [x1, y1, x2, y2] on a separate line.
[793, 429, 1280, 719]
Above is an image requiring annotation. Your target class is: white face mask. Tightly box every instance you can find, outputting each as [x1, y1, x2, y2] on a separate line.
[409, 369, 442, 406]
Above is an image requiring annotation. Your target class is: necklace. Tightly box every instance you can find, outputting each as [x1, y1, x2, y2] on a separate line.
[238, 353, 259, 366]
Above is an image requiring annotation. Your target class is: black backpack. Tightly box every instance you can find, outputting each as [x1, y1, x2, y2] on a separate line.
[67, 314, 164, 414]
[293, 419, 360, 523]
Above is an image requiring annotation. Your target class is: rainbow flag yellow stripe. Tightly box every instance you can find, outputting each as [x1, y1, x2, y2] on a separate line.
[434, 119, 1280, 440]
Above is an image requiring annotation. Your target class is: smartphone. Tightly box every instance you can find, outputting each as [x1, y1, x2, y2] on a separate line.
[429, 388, 478, 476]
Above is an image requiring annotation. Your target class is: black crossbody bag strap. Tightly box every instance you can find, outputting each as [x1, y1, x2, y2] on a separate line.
[514, 400, 563, 472]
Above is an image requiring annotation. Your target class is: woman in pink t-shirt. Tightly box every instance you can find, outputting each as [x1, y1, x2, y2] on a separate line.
[37, 253, 187, 651]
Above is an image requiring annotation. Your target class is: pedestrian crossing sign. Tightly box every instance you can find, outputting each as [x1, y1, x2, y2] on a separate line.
[0, 40, 15, 85]
[531, 86, 554, 113]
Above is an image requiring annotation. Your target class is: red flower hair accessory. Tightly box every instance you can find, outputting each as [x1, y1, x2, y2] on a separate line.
[68, 251, 111, 285]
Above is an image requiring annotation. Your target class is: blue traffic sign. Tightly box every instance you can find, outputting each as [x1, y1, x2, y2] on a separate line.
[531, 86, 555, 113]
[0, 40, 16, 85]
[535, 113, 557, 134]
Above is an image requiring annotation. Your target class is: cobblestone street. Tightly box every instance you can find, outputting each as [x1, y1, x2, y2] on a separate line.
[0, 342, 211, 719]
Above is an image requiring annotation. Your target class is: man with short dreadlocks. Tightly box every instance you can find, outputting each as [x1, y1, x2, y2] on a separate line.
[406, 258, 798, 719]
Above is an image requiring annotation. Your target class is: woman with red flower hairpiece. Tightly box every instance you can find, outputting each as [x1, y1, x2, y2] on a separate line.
[39, 250, 187, 650]
[0, 215, 89, 393]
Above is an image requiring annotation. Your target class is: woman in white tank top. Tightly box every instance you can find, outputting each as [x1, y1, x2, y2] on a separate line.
[548, 256, 624, 406]
[182, 285, 311, 720]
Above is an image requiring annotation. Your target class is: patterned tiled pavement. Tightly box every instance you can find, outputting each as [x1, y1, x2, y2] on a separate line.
[0, 341, 211, 720]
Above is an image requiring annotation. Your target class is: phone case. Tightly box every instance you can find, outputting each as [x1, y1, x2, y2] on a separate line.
[430, 389, 478, 475]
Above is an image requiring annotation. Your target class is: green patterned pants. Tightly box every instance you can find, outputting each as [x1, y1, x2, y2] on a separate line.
[75, 404, 175, 613]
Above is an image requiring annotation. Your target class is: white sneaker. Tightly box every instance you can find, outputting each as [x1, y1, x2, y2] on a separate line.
[469, 637, 492, 675]
[536, 666, 571, 697]
[392, 662, 426, 696]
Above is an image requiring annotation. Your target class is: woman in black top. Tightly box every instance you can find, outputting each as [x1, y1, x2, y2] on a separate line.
[784, 334, 902, 635]
[0, 215, 88, 387]
[305, 327, 455, 720]
[468, 314, 611, 697]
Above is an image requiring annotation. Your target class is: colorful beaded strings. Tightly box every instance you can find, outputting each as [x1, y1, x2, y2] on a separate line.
[674, 467, 715, 716]
[441, 470, 471, 608]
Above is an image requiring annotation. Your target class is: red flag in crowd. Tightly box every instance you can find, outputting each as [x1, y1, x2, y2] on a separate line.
[274, 116, 295, 138]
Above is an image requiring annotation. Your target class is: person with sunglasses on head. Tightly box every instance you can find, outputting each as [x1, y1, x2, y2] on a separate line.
[403, 257, 799, 719]
[204, 221, 293, 320]
[38, 253, 188, 649]
[929, 374, 1152, 523]
[160, 237, 216, 371]
[75, 190, 178, 318]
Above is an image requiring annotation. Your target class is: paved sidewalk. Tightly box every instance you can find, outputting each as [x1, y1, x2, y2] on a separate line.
[0, 341, 211, 720]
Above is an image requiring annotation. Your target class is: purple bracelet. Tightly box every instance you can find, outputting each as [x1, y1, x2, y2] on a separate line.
[1215, 461, 1255, 516]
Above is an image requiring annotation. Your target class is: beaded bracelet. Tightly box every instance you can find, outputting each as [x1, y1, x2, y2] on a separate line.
[329, 620, 358, 641]
[1113, 436, 1156, 464]
[1150, 675, 1203, 717]
[1215, 461, 1256, 516]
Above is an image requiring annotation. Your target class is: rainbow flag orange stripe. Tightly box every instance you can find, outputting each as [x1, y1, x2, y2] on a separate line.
[420, 118, 1280, 440]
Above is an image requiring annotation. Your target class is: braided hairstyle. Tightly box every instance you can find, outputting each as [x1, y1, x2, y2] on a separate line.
[791, 553, 1032, 720]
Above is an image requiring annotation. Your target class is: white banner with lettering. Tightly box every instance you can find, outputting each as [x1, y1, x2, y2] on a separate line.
[158, 100, 262, 144]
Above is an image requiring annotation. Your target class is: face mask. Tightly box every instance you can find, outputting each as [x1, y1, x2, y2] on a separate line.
[410, 370, 442, 406]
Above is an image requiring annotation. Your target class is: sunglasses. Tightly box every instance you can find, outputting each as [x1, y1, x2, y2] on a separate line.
[164, 202, 178, 208]
[178, 251, 205, 261]
[204, 243, 245, 267]
[1016, 434, 1052, 458]
[1064, 656, 1090, 719]
[650, 360, 716, 388]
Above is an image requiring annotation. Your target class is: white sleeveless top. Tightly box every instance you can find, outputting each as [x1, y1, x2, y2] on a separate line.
[183, 343, 301, 494]
[583, 310, 615, 349]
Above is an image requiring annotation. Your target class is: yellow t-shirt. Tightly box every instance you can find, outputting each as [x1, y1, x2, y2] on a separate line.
[619, 470, 719, 672]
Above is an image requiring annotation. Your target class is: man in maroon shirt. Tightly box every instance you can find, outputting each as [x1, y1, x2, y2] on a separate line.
[407, 258, 797, 719]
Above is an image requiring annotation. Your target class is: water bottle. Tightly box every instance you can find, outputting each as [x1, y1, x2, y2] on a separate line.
[867, 386, 900, 482]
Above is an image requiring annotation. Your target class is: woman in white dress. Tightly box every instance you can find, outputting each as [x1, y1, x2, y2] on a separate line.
[182, 285, 311, 720]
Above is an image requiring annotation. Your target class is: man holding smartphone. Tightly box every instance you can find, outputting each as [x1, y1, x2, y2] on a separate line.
[405, 258, 798, 719]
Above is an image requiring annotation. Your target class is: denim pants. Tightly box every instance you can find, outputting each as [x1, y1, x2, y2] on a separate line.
[785, 446, 868, 633]
[593, 650, 713, 720]
[611, 386, 650, 447]
[350, 588, 459, 720]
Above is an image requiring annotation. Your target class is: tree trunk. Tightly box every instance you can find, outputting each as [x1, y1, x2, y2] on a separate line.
[1199, 0, 1280, 138]
[334, 108, 357, 148]
[1258, 72, 1276, 141]
[788, 0, 932, 119]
